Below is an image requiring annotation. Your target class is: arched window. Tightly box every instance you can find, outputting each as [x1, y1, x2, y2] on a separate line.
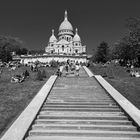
[62, 45, 64, 51]
[75, 49, 78, 53]
[67, 37, 69, 41]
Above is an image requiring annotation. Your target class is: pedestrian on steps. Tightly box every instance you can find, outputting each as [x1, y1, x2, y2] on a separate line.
[75, 63, 80, 76]
[65, 63, 69, 73]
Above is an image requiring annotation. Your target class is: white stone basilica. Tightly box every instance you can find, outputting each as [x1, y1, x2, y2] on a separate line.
[45, 11, 86, 55]
[19, 11, 87, 64]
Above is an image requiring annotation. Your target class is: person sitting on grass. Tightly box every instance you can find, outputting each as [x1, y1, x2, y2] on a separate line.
[23, 70, 30, 78]
[11, 74, 25, 83]
[135, 70, 140, 78]
[130, 70, 135, 77]
[130, 70, 140, 78]
[9, 66, 16, 71]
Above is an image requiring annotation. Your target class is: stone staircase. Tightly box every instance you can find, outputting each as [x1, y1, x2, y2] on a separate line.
[25, 68, 140, 140]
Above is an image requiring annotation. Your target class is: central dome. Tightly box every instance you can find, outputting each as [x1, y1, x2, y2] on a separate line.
[59, 20, 73, 31]
[59, 11, 73, 31]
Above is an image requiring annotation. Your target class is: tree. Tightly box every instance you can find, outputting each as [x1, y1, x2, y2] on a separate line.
[0, 46, 12, 62]
[29, 49, 45, 55]
[0, 36, 28, 62]
[20, 48, 28, 55]
[0, 36, 23, 53]
[112, 17, 140, 66]
[49, 60, 58, 67]
[94, 41, 110, 63]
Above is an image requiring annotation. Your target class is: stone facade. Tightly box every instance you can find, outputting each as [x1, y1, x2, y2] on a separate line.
[20, 55, 87, 64]
[45, 10, 86, 55]
[19, 10, 87, 64]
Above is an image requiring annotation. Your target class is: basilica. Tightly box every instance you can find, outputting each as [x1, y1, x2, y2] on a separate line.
[19, 11, 87, 64]
[45, 10, 86, 55]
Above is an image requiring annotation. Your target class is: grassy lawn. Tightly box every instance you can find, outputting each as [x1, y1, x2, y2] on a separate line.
[0, 66, 57, 137]
[89, 63, 140, 110]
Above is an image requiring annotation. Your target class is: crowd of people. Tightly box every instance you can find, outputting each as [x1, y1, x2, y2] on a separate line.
[56, 60, 81, 77]
[0, 59, 83, 83]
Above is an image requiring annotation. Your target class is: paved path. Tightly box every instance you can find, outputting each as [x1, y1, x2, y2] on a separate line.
[25, 68, 140, 140]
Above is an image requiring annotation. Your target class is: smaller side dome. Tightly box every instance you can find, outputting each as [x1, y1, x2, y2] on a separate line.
[73, 28, 81, 42]
[49, 29, 57, 43]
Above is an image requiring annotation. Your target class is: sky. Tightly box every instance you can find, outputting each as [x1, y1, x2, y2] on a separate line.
[0, 0, 140, 54]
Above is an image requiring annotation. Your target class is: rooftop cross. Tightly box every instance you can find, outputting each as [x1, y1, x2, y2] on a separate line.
[64, 10, 68, 20]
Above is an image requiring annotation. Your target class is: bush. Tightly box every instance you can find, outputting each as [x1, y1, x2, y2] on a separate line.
[35, 70, 43, 81]
[42, 69, 47, 78]
[24, 70, 29, 78]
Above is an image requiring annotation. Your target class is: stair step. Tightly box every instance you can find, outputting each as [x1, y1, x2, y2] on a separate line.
[40, 112, 124, 116]
[42, 106, 119, 109]
[43, 104, 118, 108]
[48, 98, 113, 100]
[25, 136, 140, 140]
[47, 100, 114, 103]
[32, 123, 135, 127]
[35, 119, 132, 125]
[41, 108, 121, 112]
[29, 130, 140, 138]
[37, 115, 128, 120]
[45, 102, 117, 105]
[45, 101, 116, 104]
[32, 124, 137, 131]
[39, 111, 125, 116]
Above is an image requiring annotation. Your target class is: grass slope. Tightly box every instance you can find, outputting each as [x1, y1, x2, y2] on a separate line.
[0, 66, 57, 136]
[90, 63, 140, 109]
